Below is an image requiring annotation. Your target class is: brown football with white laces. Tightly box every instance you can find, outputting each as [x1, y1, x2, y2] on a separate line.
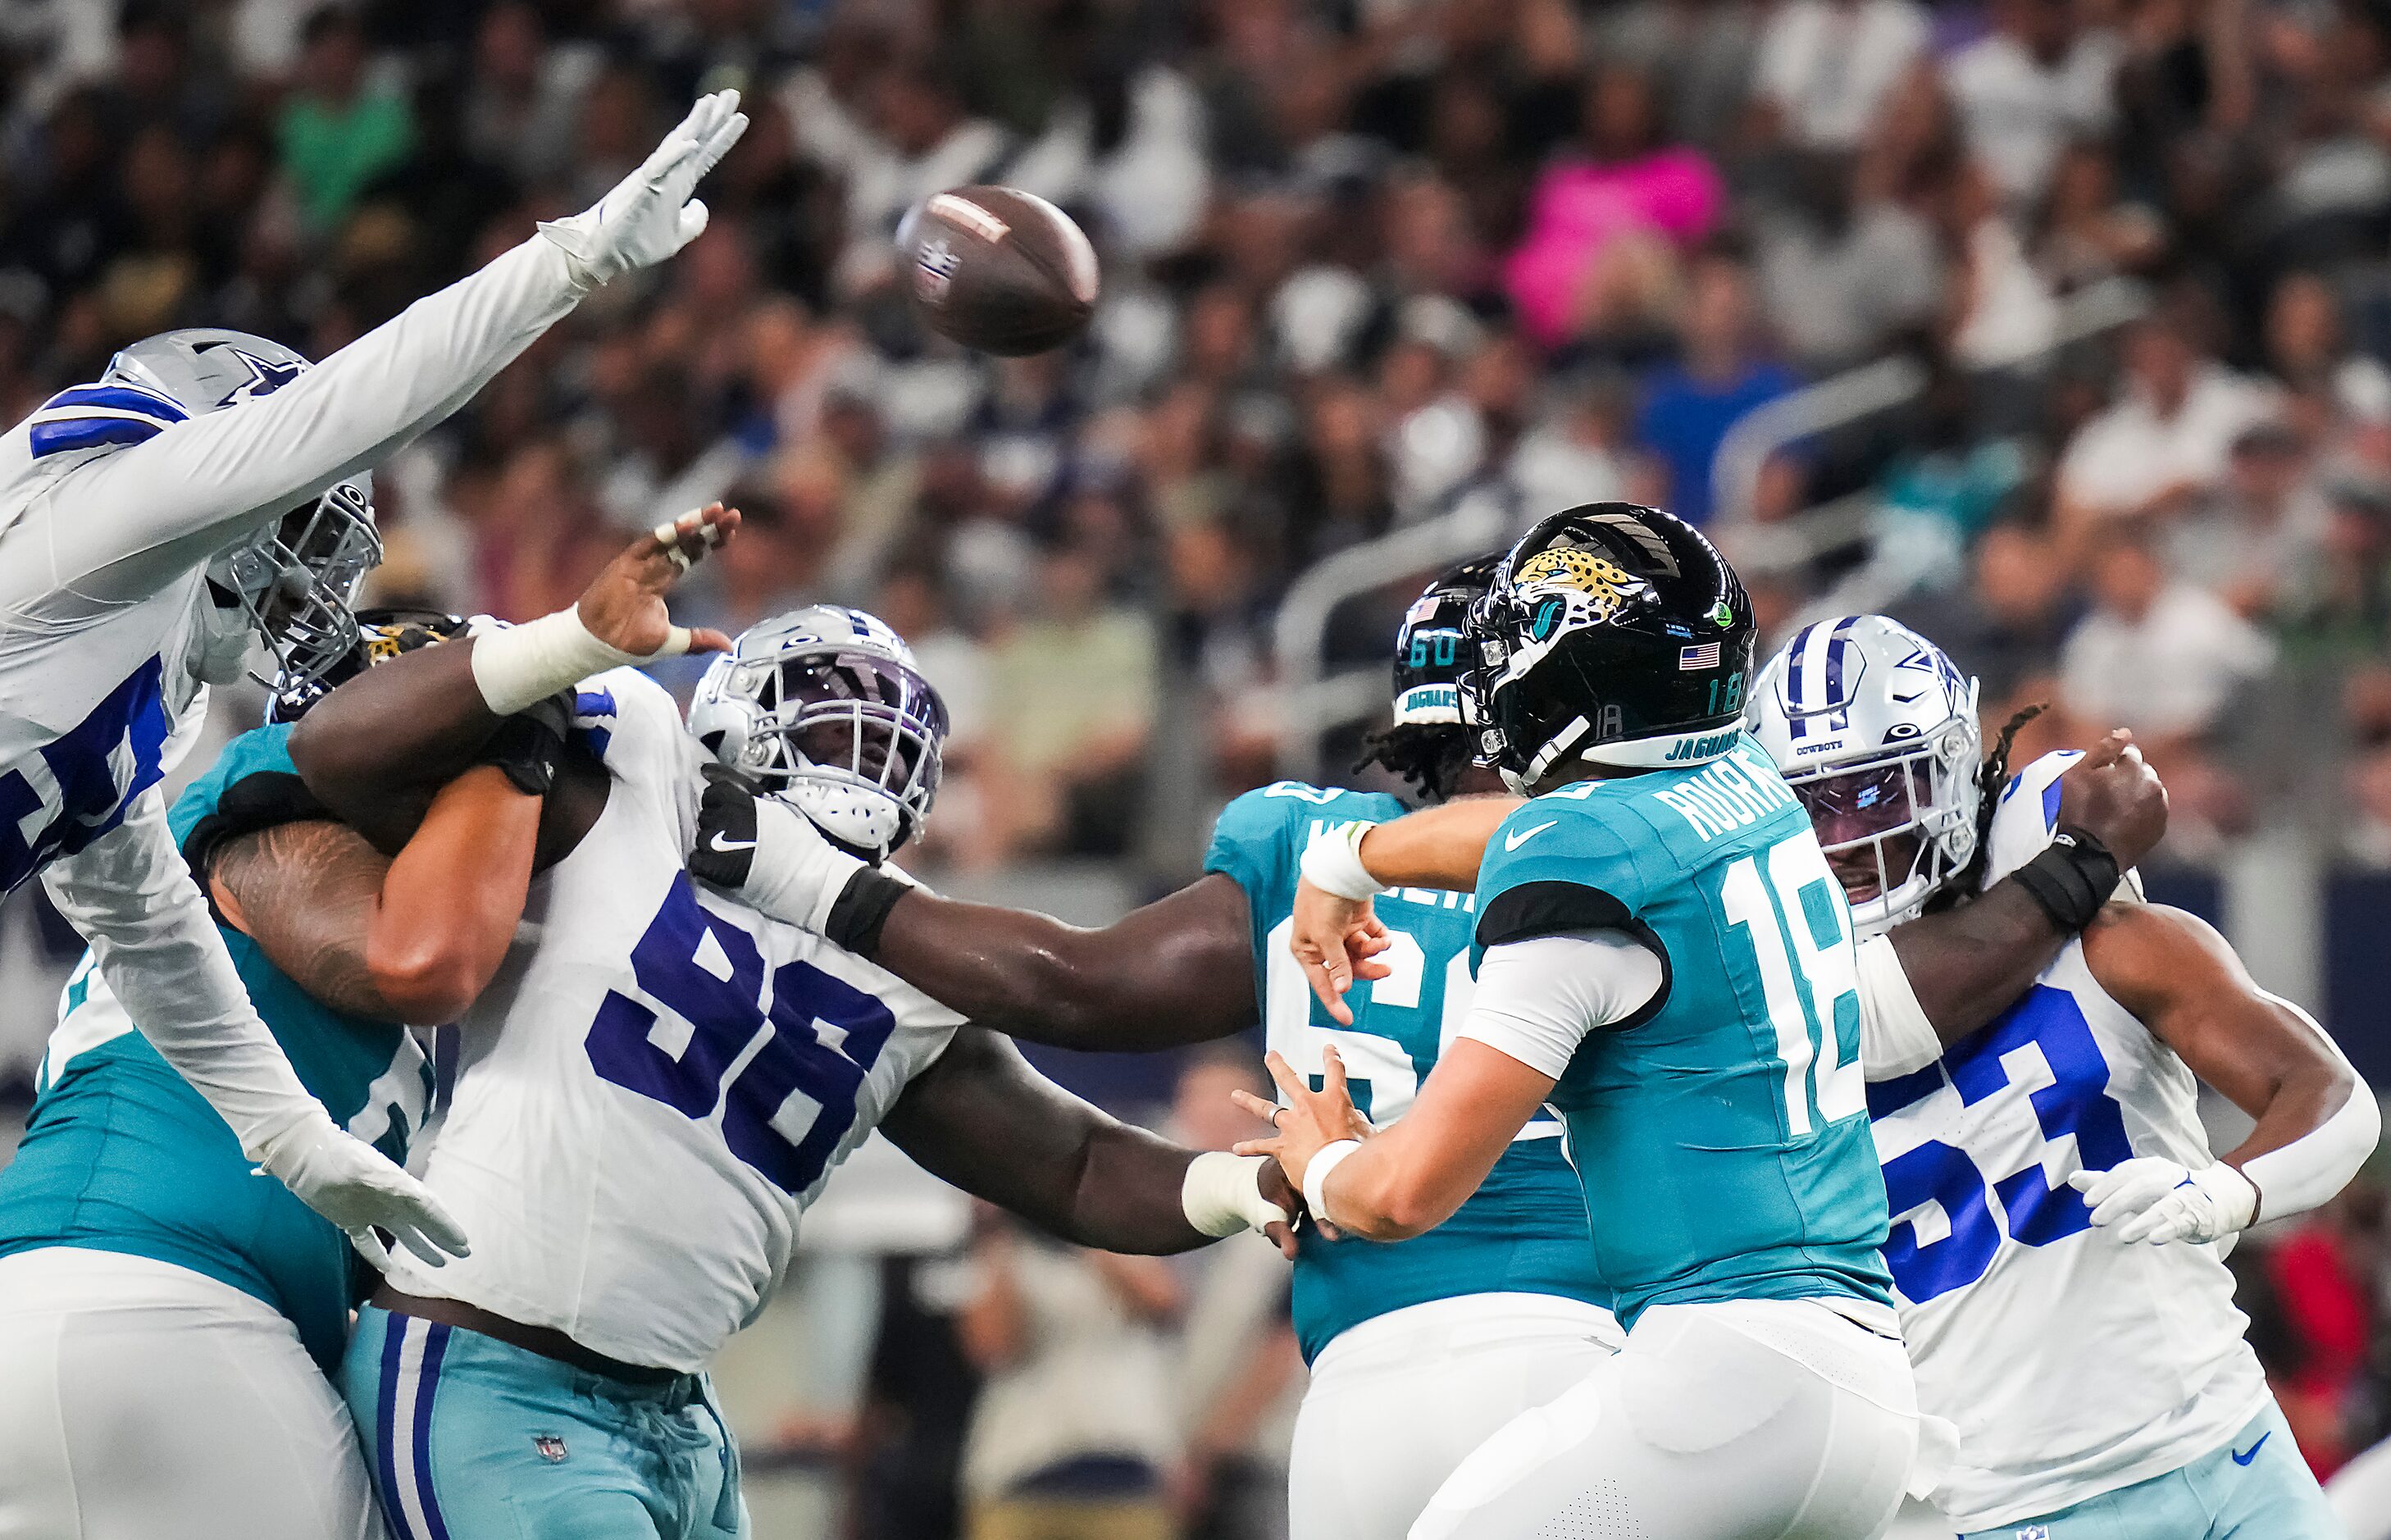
[897, 186, 1100, 357]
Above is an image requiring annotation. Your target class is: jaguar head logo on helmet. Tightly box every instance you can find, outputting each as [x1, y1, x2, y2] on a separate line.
[1747, 614, 1984, 935]
[688, 605, 950, 859]
[1464, 502, 1756, 795]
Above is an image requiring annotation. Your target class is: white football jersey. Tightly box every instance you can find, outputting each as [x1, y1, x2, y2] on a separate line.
[1868, 750, 2267, 1532]
[0, 233, 586, 896]
[0, 394, 212, 895]
[382, 668, 963, 1372]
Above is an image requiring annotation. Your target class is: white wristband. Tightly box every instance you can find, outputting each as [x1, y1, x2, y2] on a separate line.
[1180, 1151, 1289, 1239]
[1304, 1138, 1364, 1226]
[470, 604, 692, 716]
[1300, 821, 1388, 903]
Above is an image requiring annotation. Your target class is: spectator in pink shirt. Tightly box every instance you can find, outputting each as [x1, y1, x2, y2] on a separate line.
[1505, 66, 1724, 350]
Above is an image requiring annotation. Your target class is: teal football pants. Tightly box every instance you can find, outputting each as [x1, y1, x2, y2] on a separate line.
[343, 1304, 748, 1540]
[1959, 1400, 2343, 1540]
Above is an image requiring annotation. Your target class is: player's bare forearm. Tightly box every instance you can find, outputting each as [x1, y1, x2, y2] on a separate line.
[2087, 904, 2361, 1180]
[1357, 795, 1523, 889]
[362, 768, 540, 1020]
[213, 769, 540, 1023]
[870, 874, 1259, 1050]
[289, 641, 507, 839]
[1888, 882, 2076, 1045]
[881, 1027, 1215, 1254]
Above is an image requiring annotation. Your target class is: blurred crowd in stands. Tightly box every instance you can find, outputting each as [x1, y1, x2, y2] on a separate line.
[11, 0, 2391, 864]
[13, 0, 2391, 1531]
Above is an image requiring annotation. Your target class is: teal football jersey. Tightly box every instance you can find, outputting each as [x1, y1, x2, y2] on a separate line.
[1205, 781, 1607, 1361]
[1472, 736, 1892, 1330]
[0, 724, 430, 1371]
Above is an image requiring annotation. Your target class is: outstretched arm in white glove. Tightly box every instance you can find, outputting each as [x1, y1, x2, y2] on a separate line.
[42, 790, 467, 1269]
[2066, 903, 2380, 1246]
[535, 89, 748, 288]
[18, 92, 748, 613]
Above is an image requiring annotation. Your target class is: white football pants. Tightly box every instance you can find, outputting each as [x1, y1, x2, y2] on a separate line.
[1410, 1298, 1922, 1540]
[1290, 1292, 1624, 1540]
[0, 1246, 384, 1540]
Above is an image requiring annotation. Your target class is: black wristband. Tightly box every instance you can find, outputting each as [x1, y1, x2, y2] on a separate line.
[478, 692, 572, 796]
[824, 867, 911, 958]
[2011, 829, 2122, 934]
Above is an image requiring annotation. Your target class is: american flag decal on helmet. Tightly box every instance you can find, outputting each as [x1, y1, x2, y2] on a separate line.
[1679, 640, 1721, 670]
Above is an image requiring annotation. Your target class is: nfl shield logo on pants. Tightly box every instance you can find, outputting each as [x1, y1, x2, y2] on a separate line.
[2015, 1528, 2052, 1540]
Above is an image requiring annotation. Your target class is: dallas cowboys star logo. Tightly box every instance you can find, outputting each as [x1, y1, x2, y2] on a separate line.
[198, 341, 308, 406]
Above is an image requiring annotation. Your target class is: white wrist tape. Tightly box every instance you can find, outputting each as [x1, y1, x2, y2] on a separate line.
[1180, 1151, 1289, 1239]
[1300, 821, 1388, 903]
[1304, 1139, 1364, 1225]
[471, 604, 691, 716]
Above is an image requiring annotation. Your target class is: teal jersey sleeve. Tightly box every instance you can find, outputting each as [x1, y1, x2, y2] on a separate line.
[1203, 781, 1405, 1018]
[1205, 781, 1610, 1359]
[0, 724, 430, 1372]
[1464, 736, 1894, 1330]
[1473, 795, 1659, 969]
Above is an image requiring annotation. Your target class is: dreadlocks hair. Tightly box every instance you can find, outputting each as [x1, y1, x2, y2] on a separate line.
[1355, 724, 1477, 805]
[1955, 701, 2047, 894]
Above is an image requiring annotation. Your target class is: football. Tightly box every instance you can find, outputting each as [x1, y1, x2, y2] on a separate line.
[897, 186, 1100, 357]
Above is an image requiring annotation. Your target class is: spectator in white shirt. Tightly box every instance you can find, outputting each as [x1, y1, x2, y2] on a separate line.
[1942, 0, 2122, 207]
[2061, 522, 2276, 752]
[2055, 305, 2279, 552]
[1753, 0, 1929, 151]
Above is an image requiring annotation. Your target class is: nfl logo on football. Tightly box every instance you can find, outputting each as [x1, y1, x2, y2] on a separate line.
[913, 238, 961, 304]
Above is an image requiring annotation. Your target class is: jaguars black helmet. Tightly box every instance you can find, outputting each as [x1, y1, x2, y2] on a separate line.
[266, 608, 475, 724]
[1355, 555, 1501, 802]
[1467, 503, 1755, 791]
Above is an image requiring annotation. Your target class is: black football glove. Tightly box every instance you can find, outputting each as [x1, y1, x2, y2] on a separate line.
[688, 763, 762, 889]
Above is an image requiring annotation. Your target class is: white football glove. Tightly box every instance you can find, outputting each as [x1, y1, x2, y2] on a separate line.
[254, 1112, 470, 1272]
[536, 90, 748, 289]
[2069, 1156, 2257, 1246]
[687, 767, 867, 933]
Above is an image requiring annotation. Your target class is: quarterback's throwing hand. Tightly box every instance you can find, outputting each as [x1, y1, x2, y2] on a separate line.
[1232, 1047, 1372, 1199]
[537, 90, 749, 288]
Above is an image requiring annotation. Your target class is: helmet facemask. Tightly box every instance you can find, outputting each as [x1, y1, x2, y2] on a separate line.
[204, 481, 380, 692]
[708, 645, 948, 859]
[1781, 717, 1980, 936]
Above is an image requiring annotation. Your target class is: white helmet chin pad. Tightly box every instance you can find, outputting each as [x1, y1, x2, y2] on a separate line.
[689, 605, 950, 860]
[1749, 614, 1983, 937]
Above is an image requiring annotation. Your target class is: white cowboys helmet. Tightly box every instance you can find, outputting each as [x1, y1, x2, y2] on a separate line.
[689, 606, 950, 859]
[104, 329, 380, 689]
[1750, 614, 1981, 936]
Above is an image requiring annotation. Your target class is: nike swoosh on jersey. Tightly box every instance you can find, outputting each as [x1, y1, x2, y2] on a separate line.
[2230, 1432, 2270, 1465]
[1504, 820, 1558, 852]
[708, 832, 757, 853]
